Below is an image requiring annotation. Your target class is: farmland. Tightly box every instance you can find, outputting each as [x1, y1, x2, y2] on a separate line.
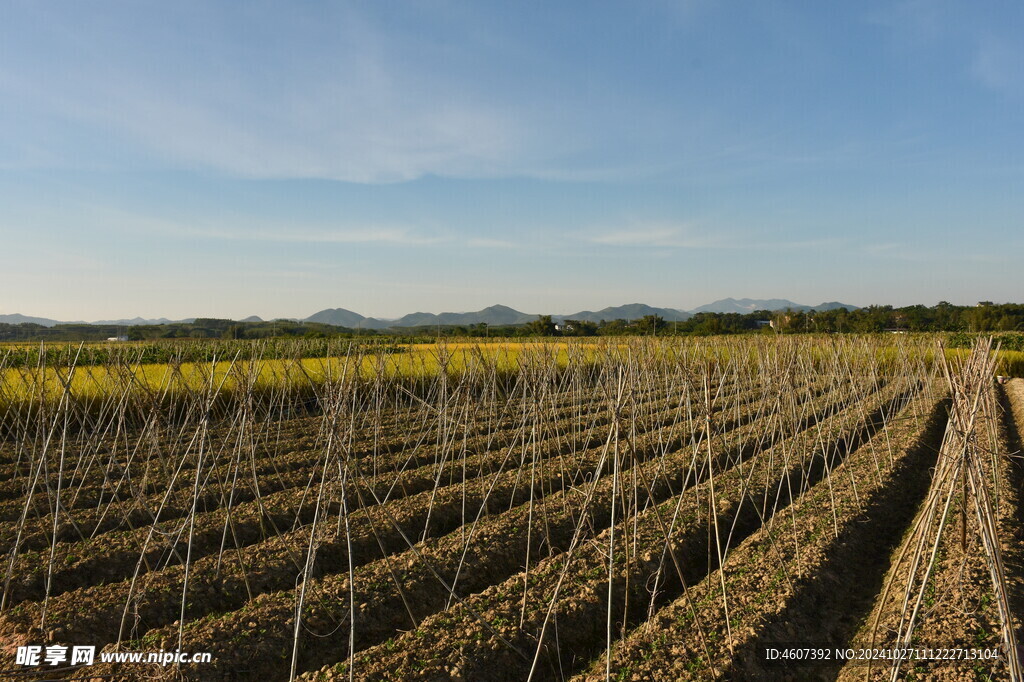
[0, 336, 1021, 680]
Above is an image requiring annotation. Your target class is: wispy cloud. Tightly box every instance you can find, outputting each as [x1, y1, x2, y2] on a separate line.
[197, 226, 444, 245]
[0, 3, 743, 184]
[869, 1, 1023, 96]
[0, 4, 538, 183]
[971, 36, 1024, 93]
[466, 238, 518, 249]
[77, 205, 446, 246]
[864, 246, 932, 262]
[0, 247, 104, 274]
[583, 223, 841, 251]
[964, 253, 1011, 264]
[585, 223, 727, 248]
[862, 242, 903, 255]
[866, 0, 948, 43]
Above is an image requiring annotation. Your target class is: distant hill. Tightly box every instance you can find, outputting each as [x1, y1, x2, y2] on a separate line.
[4, 298, 860, 331]
[389, 312, 438, 327]
[304, 308, 367, 328]
[0, 313, 64, 327]
[0, 314, 193, 327]
[689, 298, 859, 314]
[388, 305, 537, 328]
[354, 318, 397, 330]
[559, 303, 691, 323]
[812, 301, 858, 312]
[304, 303, 692, 328]
[91, 317, 182, 326]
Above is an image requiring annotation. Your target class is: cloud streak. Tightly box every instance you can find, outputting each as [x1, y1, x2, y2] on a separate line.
[466, 238, 518, 249]
[870, 1, 1024, 96]
[196, 226, 444, 246]
[583, 223, 842, 251]
[586, 223, 728, 248]
[971, 37, 1024, 93]
[0, 4, 536, 183]
[0, 3, 757, 184]
[73, 205, 447, 246]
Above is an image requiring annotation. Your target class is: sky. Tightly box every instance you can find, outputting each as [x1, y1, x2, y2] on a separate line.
[1, 1, 1021, 321]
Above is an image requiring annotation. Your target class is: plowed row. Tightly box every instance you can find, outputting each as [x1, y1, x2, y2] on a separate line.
[4, 338, 1019, 681]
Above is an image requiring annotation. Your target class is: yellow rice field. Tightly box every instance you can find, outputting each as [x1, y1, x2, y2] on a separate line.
[1, 338, 1019, 408]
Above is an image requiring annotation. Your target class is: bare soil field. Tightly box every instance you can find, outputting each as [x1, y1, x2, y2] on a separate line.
[0, 337, 1018, 680]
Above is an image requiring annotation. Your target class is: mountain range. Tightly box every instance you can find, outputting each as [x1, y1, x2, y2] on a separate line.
[689, 298, 856, 315]
[1, 298, 857, 329]
[1, 298, 856, 329]
[0, 314, 193, 327]
[306, 299, 857, 329]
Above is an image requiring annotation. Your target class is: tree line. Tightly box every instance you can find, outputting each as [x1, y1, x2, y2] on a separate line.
[2, 302, 1023, 344]
[533, 302, 1024, 337]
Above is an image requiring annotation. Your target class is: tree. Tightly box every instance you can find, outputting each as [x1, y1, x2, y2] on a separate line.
[998, 315, 1020, 331]
[635, 314, 667, 335]
[222, 325, 245, 340]
[597, 319, 629, 335]
[526, 315, 557, 336]
[692, 313, 722, 335]
[563, 319, 597, 336]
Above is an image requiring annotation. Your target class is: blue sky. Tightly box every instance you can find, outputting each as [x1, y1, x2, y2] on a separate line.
[1, 1, 1021, 320]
